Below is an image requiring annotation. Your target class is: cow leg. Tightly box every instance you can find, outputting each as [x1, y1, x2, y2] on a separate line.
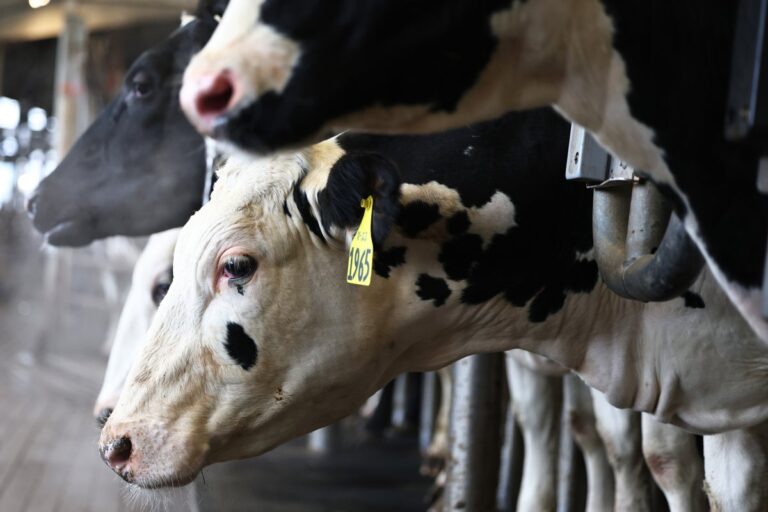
[641, 414, 706, 512]
[703, 422, 768, 512]
[591, 389, 652, 511]
[505, 353, 561, 512]
[564, 375, 614, 512]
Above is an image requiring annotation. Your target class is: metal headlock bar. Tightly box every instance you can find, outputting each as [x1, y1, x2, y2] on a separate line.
[726, 0, 768, 317]
[566, 125, 704, 302]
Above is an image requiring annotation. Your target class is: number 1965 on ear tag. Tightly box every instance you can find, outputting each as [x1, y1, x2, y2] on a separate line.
[347, 196, 374, 286]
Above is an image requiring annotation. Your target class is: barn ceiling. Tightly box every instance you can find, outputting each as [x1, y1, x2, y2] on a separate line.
[0, 0, 196, 42]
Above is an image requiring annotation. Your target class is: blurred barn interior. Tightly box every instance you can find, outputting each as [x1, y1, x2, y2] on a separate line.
[0, 1, 430, 510]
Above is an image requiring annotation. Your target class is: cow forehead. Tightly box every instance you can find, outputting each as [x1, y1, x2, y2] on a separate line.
[206, 0, 262, 51]
[171, 148, 315, 280]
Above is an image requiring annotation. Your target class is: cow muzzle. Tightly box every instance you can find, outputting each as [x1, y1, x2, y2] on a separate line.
[99, 420, 206, 488]
[180, 69, 242, 137]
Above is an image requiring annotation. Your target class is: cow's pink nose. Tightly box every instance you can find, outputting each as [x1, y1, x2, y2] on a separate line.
[102, 436, 133, 477]
[180, 70, 238, 135]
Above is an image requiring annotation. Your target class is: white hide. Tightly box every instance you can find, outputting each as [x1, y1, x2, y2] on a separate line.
[641, 415, 706, 512]
[563, 374, 615, 512]
[506, 351, 564, 512]
[94, 229, 179, 416]
[590, 389, 652, 511]
[703, 423, 768, 512]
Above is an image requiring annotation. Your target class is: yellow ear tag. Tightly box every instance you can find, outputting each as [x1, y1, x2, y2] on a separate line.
[346, 196, 374, 286]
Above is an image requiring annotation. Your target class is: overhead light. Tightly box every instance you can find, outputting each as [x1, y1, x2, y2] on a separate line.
[29, 0, 51, 8]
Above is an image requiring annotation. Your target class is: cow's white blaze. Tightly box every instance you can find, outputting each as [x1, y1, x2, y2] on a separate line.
[102, 139, 768, 489]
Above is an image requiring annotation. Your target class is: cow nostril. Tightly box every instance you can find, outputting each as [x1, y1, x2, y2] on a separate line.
[195, 72, 235, 117]
[96, 408, 113, 428]
[26, 194, 38, 216]
[106, 436, 132, 469]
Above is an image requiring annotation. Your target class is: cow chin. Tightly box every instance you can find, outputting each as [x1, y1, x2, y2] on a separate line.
[99, 419, 209, 489]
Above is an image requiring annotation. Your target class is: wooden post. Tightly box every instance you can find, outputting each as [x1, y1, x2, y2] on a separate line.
[54, 1, 88, 155]
[34, 1, 89, 356]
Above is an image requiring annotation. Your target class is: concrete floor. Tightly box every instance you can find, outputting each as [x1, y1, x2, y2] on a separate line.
[0, 206, 431, 512]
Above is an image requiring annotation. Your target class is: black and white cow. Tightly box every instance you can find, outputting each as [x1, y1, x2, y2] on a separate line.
[179, 0, 768, 342]
[27, 2, 226, 246]
[99, 110, 768, 505]
[94, 229, 178, 424]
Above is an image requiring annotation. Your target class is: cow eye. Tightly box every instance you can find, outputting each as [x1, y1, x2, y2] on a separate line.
[130, 72, 153, 98]
[223, 255, 257, 281]
[151, 282, 171, 306]
[151, 268, 173, 306]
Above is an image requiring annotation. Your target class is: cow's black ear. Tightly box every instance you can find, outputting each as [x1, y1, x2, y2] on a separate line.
[318, 153, 401, 245]
[195, 0, 229, 19]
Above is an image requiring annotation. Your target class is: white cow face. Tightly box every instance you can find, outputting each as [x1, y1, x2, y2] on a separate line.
[99, 142, 405, 488]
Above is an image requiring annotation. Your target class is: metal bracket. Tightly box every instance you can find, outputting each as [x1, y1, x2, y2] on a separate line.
[566, 124, 636, 187]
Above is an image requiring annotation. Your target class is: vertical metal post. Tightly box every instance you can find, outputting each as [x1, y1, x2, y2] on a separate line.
[391, 373, 409, 429]
[419, 371, 438, 454]
[445, 354, 504, 511]
[759, 158, 768, 319]
[307, 424, 342, 454]
[391, 372, 421, 432]
[496, 403, 524, 512]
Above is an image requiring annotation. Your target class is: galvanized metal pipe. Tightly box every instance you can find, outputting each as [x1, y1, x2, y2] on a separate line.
[626, 181, 671, 261]
[593, 182, 704, 302]
[419, 371, 438, 454]
[307, 424, 342, 454]
[391, 374, 409, 429]
[445, 354, 504, 511]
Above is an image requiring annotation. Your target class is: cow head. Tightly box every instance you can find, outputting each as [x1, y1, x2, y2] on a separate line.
[95, 229, 179, 426]
[180, 0, 527, 153]
[99, 141, 409, 487]
[28, 12, 218, 246]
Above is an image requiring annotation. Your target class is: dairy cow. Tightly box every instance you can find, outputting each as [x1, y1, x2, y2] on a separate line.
[100, 111, 768, 503]
[179, 0, 768, 343]
[27, 2, 226, 246]
[94, 230, 179, 424]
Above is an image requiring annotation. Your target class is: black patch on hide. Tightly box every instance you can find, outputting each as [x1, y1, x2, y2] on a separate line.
[682, 291, 705, 309]
[374, 246, 407, 278]
[416, 274, 451, 307]
[225, 322, 258, 370]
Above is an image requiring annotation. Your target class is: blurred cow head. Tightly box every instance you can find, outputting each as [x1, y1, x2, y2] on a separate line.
[29, 10, 219, 246]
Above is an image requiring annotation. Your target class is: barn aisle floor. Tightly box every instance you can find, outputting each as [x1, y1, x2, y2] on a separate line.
[0, 209, 431, 512]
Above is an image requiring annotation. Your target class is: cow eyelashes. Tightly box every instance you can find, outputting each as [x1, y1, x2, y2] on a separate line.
[223, 255, 258, 284]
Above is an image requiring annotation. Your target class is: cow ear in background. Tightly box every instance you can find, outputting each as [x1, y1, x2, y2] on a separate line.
[195, 0, 229, 20]
[318, 153, 401, 245]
